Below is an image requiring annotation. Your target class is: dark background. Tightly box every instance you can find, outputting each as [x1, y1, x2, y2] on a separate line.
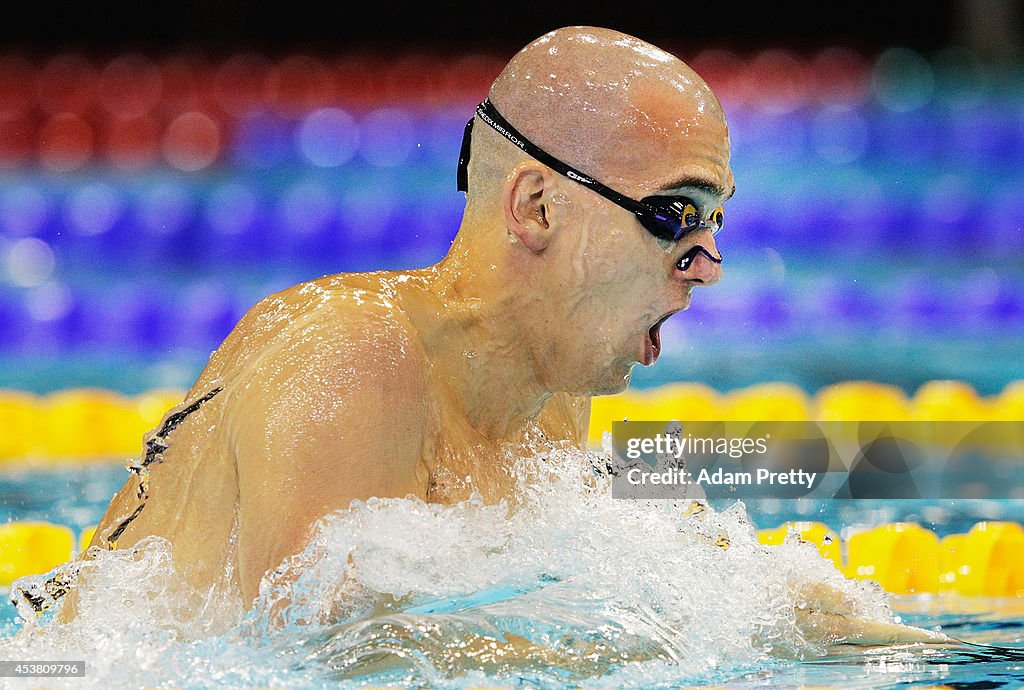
[3, 0, 1020, 56]
[1, 0, 1023, 399]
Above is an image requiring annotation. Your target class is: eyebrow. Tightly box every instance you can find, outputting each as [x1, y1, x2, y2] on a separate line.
[659, 176, 736, 202]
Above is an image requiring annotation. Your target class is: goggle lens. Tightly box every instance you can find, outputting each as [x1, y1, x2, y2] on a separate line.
[640, 196, 725, 242]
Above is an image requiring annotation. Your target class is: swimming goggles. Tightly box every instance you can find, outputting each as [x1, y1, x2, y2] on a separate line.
[457, 98, 725, 244]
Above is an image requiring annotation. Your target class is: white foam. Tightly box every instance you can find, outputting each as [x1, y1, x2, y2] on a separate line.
[1, 439, 897, 688]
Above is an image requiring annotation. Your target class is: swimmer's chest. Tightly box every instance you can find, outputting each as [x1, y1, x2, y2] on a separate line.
[422, 407, 552, 505]
[423, 434, 514, 504]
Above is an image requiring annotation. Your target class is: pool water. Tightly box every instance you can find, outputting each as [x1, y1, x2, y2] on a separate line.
[2, 444, 1023, 689]
[2, 46, 1023, 689]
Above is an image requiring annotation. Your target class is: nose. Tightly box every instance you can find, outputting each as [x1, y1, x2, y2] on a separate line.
[678, 232, 723, 286]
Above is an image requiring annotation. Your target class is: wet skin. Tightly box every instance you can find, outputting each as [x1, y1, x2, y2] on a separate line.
[64, 26, 944, 655]
[84, 27, 731, 608]
[88, 268, 595, 606]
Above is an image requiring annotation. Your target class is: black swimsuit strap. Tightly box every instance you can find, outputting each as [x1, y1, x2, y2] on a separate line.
[9, 386, 223, 616]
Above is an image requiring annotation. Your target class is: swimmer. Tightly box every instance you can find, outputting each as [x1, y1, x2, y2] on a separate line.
[36, 26, 943, 653]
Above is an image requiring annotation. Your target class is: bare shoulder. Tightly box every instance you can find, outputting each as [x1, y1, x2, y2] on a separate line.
[198, 273, 424, 386]
[293, 279, 429, 377]
[227, 277, 432, 438]
[224, 274, 436, 497]
[227, 278, 435, 600]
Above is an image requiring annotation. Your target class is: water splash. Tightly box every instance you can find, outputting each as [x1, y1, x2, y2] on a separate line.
[1, 440, 898, 689]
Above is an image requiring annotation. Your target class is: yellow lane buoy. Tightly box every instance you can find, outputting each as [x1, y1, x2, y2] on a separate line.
[79, 524, 98, 553]
[993, 380, 1024, 421]
[634, 382, 723, 421]
[758, 521, 841, 568]
[0, 521, 74, 586]
[0, 381, 1019, 461]
[815, 381, 913, 422]
[726, 382, 809, 421]
[939, 521, 1024, 596]
[41, 388, 138, 461]
[912, 380, 989, 422]
[588, 384, 722, 446]
[844, 522, 940, 594]
[0, 389, 44, 462]
[587, 391, 643, 447]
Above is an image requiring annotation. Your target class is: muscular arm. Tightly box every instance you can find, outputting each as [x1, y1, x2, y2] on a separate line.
[228, 303, 431, 605]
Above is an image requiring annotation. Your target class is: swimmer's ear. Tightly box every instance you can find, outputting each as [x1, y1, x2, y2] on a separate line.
[504, 162, 554, 252]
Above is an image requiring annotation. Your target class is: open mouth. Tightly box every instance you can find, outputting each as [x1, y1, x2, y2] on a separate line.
[644, 311, 678, 366]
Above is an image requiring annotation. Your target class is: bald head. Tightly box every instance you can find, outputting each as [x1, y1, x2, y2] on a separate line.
[466, 26, 730, 200]
[442, 28, 731, 398]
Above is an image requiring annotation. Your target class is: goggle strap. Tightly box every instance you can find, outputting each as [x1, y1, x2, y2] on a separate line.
[473, 99, 649, 218]
[459, 99, 723, 243]
[456, 116, 474, 194]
